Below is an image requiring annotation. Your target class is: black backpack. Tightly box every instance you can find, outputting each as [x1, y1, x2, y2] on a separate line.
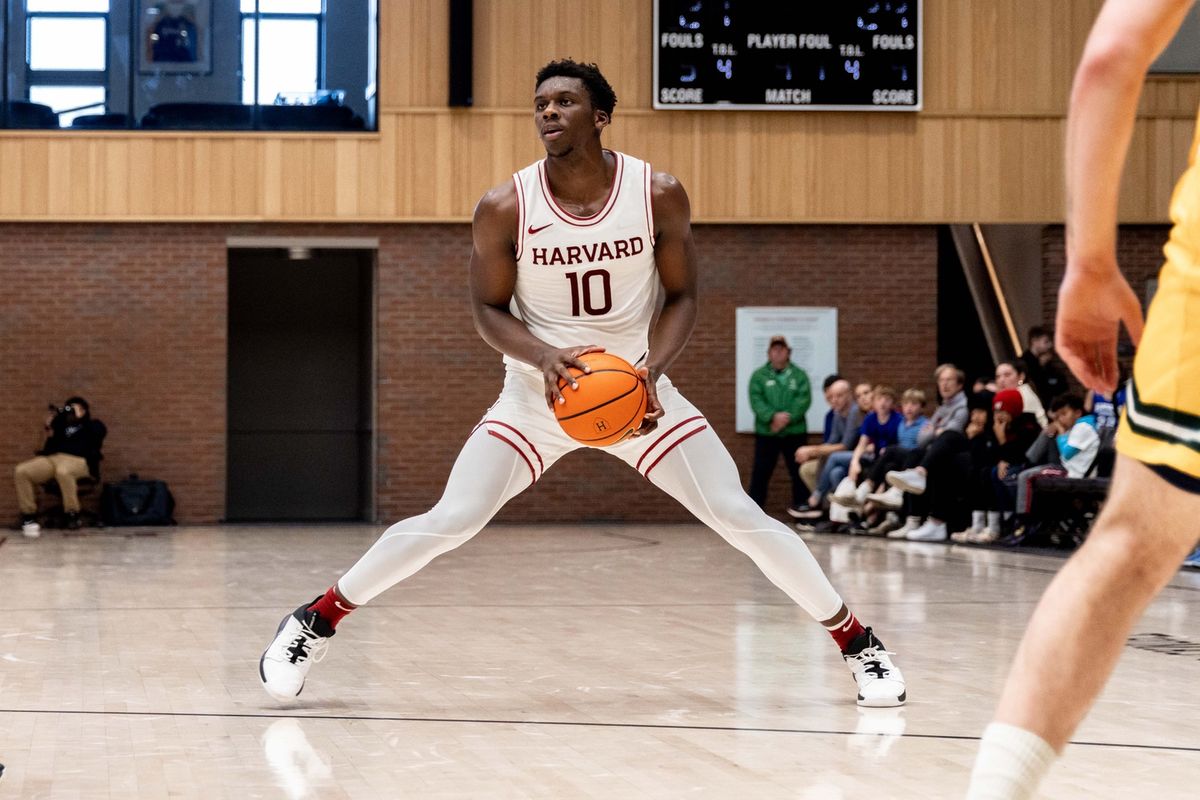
[101, 474, 176, 526]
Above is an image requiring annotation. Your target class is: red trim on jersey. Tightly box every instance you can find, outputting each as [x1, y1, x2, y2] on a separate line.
[513, 173, 527, 261]
[538, 151, 624, 227]
[643, 425, 708, 480]
[479, 419, 544, 474]
[643, 161, 656, 246]
[635, 414, 705, 472]
[487, 430, 537, 483]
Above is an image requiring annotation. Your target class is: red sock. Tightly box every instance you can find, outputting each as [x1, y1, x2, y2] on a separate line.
[824, 608, 867, 652]
[308, 585, 356, 630]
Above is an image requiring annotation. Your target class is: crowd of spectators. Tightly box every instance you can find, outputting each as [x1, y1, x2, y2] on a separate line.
[778, 327, 1123, 550]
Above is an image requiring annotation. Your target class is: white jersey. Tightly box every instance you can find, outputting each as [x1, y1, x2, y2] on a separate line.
[505, 150, 659, 374]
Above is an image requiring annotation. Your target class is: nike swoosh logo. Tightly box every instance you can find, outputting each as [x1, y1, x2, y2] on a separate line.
[528, 223, 553, 235]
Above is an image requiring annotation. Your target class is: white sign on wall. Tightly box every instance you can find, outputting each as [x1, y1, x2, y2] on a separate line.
[735, 307, 838, 434]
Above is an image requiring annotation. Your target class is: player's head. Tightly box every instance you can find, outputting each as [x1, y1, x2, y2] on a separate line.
[767, 335, 790, 368]
[533, 59, 617, 155]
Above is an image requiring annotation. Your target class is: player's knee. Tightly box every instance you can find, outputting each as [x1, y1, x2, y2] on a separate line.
[710, 493, 770, 537]
[425, 500, 492, 539]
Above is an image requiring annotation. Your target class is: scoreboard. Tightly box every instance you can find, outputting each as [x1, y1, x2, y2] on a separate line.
[654, 1, 922, 111]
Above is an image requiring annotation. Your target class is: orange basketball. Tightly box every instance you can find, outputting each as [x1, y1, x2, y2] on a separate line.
[554, 352, 648, 446]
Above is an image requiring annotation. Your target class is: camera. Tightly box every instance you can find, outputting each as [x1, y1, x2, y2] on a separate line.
[47, 403, 75, 418]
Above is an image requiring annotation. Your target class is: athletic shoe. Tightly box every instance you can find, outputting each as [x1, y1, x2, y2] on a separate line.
[20, 517, 40, 538]
[867, 512, 902, 536]
[1182, 546, 1200, 570]
[843, 627, 906, 707]
[907, 519, 948, 542]
[789, 505, 825, 521]
[64, 512, 81, 531]
[865, 485, 905, 511]
[259, 598, 335, 701]
[888, 516, 923, 539]
[831, 477, 859, 508]
[965, 526, 1001, 545]
[787, 504, 819, 519]
[886, 468, 926, 495]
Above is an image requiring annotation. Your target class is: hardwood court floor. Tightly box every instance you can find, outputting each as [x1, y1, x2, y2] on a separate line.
[1, 523, 1197, 799]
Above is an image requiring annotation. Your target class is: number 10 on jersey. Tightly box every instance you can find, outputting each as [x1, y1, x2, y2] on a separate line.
[566, 269, 613, 316]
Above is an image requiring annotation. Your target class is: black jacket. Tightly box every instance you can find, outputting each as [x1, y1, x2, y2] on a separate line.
[42, 415, 107, 477]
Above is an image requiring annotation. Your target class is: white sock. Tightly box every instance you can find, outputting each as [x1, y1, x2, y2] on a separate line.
[987, 511, 1002, 532]
[971, 510, 986, 530]
[966, 722, 1058, 800]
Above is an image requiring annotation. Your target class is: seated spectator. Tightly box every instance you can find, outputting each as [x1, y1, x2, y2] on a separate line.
[897, 388, 931, 450]
[1021, 325, 1070, 407]
[14, 397, 106, 537]
[952, 390, 1042, 544]
[1048, 394, 1100, 478]
[853, 382, 875, 418]
[871, 364, 970, 540]
[791, 378, 861, 519]
[831, 385, 901, 508]
[994, 359, 1048, 427]
[856, 388, 932, 535]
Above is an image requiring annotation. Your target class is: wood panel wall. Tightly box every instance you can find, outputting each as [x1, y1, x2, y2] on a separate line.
[0, 0, 1195, 223]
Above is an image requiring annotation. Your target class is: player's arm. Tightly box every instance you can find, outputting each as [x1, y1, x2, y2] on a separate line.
[1060, 0, 1190, 390]
[635, 172, 699, 435]
[469, 183, 603, 409]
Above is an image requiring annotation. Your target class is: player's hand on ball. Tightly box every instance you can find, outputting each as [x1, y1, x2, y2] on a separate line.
[629, 366, 665, 437]
[539, 344, 606, 409]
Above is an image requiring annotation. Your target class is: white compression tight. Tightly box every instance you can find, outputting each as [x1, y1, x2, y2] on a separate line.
[643, 427, 844, 621]
[338, 426, 844, 622]
[338, 429, 533, 605]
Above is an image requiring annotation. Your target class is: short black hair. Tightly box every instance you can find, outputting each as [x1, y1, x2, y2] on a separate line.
[535, 59, 617, 116]
[1028, 325, 1052, 342]
[1049, 393, 1084, 413]
[822, 374, 843, 391]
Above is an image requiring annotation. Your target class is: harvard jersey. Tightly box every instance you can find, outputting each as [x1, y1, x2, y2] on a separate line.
[505, 151, 659, 374]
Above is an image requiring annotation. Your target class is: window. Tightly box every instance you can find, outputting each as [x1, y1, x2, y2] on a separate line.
[241, 0, 323, 106]
[25, 0, 110, 126]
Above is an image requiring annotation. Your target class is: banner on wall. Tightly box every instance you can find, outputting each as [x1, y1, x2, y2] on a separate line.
[735, 307, 838, 434]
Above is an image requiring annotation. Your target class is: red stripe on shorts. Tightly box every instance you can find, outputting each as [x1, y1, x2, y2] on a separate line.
[635, 415, 705, 472]
[487, 430, 537, 483]
[643, 425, 708, 480]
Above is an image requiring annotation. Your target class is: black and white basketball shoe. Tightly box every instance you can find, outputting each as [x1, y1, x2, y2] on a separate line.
[259, 598, 335, 701]
[843, 628, 906, 707]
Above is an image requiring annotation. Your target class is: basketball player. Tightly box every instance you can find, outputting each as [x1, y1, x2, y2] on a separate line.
[967, 2, 1200, 796]
[259, 60, 905, 708]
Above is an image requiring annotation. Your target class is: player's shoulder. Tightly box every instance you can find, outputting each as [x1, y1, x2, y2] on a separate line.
[473, 179, 519, 230]
[648, 169, 690, 222]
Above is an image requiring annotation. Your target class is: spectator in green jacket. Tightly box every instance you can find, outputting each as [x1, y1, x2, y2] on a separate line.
[748, 335, 812, 513]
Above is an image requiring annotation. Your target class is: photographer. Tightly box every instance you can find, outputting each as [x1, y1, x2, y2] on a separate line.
[14, 396, 106, 536]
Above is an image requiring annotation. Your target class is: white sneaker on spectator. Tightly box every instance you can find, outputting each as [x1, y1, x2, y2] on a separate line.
[868, 512, 902, 536]
[886, 468, 926, 495]
[888, 516, 923, 539]
[965, 527, 1001, 544]
[866, 486, 905, 510]
[952, 511, 987, 543]
[831, 477, 859, 507]
[20, 518, 40, 538]
[854, 481, 873, 506]
[907, 519, 948, 542]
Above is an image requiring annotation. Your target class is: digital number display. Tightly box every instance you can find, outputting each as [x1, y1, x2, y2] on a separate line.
[654, 1, 921, 111]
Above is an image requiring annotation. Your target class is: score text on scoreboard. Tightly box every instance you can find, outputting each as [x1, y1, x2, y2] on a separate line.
[654, 1, 921, 111]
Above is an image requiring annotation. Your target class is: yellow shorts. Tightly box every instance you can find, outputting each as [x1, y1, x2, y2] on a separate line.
[1119, 254, 1200, 480]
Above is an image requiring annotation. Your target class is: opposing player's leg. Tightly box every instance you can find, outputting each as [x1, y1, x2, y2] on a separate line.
[966, 456, 1199, 798]
[615, 387, 904, 706]
[259, 425, 541, 701]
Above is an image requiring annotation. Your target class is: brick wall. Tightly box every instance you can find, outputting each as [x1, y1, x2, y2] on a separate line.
[0, 223, 939, 525]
